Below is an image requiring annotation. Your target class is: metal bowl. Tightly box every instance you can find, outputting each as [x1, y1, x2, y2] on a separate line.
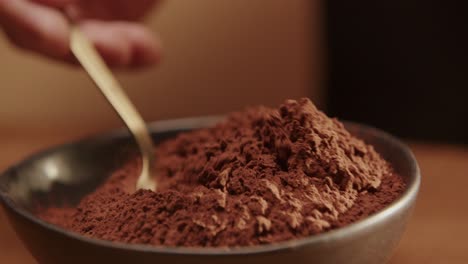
[0, 117, 420, 264]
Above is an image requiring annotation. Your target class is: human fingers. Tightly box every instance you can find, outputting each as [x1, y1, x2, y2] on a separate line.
[0, 0, 71, 60]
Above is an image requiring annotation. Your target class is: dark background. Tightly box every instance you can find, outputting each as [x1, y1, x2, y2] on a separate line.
[325, 1, 468, 144]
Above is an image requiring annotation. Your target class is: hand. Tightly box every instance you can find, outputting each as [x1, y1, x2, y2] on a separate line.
[0, 0, 162, 68]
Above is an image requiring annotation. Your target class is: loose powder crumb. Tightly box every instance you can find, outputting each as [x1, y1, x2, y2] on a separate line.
[38, 98, 405, 247]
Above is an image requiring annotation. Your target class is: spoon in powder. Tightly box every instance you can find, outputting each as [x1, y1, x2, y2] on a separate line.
[68, 24, 157, 191]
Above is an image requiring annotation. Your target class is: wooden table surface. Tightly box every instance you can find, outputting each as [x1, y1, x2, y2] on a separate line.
[1, 131, 467, 263]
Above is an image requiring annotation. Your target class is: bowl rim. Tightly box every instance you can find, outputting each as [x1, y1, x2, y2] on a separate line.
[0, 116, 421, 256]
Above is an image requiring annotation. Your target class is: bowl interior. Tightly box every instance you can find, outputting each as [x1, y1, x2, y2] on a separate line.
[0, 127, 193, 210]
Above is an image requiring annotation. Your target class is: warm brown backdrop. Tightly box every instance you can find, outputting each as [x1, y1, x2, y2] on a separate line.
[0, 0, 322, 133]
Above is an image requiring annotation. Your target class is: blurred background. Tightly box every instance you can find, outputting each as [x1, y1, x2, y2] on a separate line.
[0, 0, 318, 136]
[1, 1, 466, 144]
[0, 0, 467, 263]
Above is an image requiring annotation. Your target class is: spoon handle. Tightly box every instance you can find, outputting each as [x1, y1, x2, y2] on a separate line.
[69, 26, 156, 191]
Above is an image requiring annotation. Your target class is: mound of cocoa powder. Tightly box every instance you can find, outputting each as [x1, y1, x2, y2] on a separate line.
[39, 98, 405, 247]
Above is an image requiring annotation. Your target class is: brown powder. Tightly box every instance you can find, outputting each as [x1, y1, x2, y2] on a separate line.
[38, 98, 405, 247]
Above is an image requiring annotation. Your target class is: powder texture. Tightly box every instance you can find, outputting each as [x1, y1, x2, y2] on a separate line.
[39, 98, 405, 247]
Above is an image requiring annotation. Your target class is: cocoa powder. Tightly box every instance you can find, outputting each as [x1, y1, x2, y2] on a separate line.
[39, 98, 405, 247]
